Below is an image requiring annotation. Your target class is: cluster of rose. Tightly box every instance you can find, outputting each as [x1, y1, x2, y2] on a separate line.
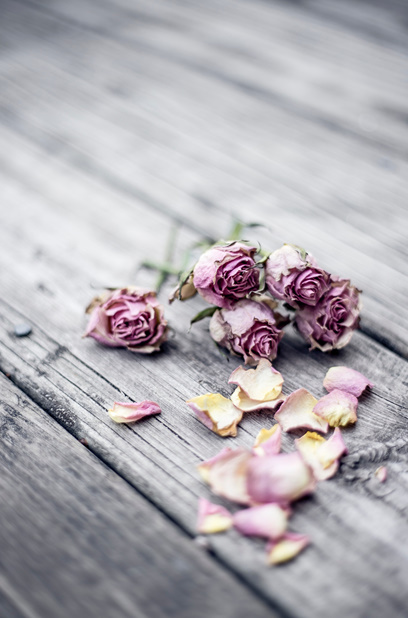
[175, 241, 361, 363]
[83, 241, 361, 361]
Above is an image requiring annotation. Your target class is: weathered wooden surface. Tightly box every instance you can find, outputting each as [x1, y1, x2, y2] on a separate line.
[0, 0, 407, 616]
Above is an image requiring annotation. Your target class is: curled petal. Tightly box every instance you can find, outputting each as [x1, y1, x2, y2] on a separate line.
[275, 389, 328, 433]
[196, 498, 233, 534]
[247, 452, 316, 505]
[197, 447, 233, 483]
[323, 366, 373, 398]
[295, 428, 347, 481]
[253, 425, 282, 456]
[313, 389, 358, 427]
[186, 394, 243, 437]
[266, 533, 310, 565]
[108, 400, 161, 424]
[233, 504, 288, 540]
[207, 449, 252, 505]
[375, 466, 387, 482]
[228, 359, 284, 402]
[231, 386, 286, 413]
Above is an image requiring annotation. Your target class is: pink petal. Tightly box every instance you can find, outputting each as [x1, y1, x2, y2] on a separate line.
[266, 532, 310, 565]
[323, 366, 373, 398]
[228, 359, 283, 401]
[230, 387, 286, 412]
[313, 389, 358, 427]
[197, 447, 233, 483]
[253, 425, 282, 456]
[247, 451, 316, 505]
[108, 401, 161, 424]
[207, 449, 253, 505]
[275, 388, 328, 433]
[375, 466, 387, 482]
[186, 394, 243, 437]
[295, 428, 347, 481]
[196, 498, 233, 534]
[233, 504, 288, 540]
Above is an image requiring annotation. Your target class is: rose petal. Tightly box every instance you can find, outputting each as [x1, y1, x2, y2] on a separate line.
[375, 466, 387, 482]
[108, 400, 161, 424]
[196, 498, 233, 534]
[230, 386, 286, 412]
[228, 359, 284, 402]
[295, 428, 347, 481]
[207, 449, 252, 505]
[313, 389, 358, 427]
[266, 532, 310, 565]
[323, 366, 373, 398]
[275, 389, 328, 433]
[247, 451, 316, 505]
[233, 504, 288, 540]
[197, 447, 233, 483]
[186, 394, 243, 437]
[253, 425, 282, 456]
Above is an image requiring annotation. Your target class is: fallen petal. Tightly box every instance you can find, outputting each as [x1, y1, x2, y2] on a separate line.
[228, 359, 284, 401]
[295, 428, 347, 481]
[196, 498, 233, 534]
[247, 451, 316, 505]
[313, 389, 358, 427]
[186, 394, 243, 437]
[197, 447, 233, 483]
[275, 389, 328, 433]
[375, 466, 387, 482]
[266, 533, 310, 565]
[253, 425, 282, 456]
[233, 503, 288, 540]
[323, 366, 373, 398]
[108, 400, 161, 424]
[231, 386, 286, 412]
[207, 449, 253, 505]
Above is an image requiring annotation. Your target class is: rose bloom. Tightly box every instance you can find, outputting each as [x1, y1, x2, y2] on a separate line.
[295, 278, 361, 351]
[210, 299, 283, 365]
[265, 244, 330, 308]
[84, 287, 168, 353]
[193, 242, 260, 309]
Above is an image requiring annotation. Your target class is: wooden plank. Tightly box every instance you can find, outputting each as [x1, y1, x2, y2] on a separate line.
[0, 373, 273, 618]
[0, 0, 407, 356]
[0, 156, 407, 616]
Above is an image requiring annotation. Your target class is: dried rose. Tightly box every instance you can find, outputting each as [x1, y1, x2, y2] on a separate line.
[295, 278, 361, 351]
[265, 244, 330, 308]
[210, 299, 283, 365]
[233, 504, 288, 540]
[108, 401, 161, 424]
[196, 498, 233, 534]
[323, 366, 373, 398]
[84, 287, 168, 353]
[186, 393, 243, 437]
[193, 242, 260, 309]
[266, 533, 310, 565]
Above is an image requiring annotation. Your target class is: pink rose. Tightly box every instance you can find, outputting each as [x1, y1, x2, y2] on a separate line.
[84, 287, 168, 353]
[295, 278, 361, 351]
[193, 242, 260, 309]
[209, 299, 283, 365]
[265, 244, 330, 307]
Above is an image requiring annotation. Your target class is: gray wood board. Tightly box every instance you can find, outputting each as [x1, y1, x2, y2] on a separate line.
[0, 178, 408, 617]
[1, 0, 408, 355]
[0, 373, 273, 618]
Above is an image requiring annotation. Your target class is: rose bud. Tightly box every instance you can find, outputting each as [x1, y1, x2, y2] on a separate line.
[210, 299, 283, 365]
[295, 278, 361, 351]
[193, 242, 260, 309]
[84, 287, 168, 353]
[265, 244, 330, 308]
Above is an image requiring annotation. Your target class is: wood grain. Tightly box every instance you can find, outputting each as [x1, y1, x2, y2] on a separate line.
[0, 373, 273, 618]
